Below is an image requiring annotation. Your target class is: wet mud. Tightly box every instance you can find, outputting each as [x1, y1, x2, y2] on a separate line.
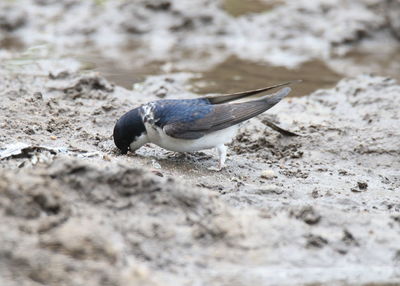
[0, 64, 399, 285]
[0, 0, 400, 285]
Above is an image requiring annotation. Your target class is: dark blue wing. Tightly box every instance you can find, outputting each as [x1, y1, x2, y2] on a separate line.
[152, 99, 213, 128]
[161, 87, 291, 139]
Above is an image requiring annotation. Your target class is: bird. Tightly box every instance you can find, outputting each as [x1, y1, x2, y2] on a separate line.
[113, 81, 297, 170]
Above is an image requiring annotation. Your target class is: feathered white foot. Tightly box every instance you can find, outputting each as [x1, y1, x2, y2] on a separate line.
[207, 144, 227, 171]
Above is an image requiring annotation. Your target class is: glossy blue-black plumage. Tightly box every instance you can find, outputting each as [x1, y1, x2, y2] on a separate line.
[151, 99, 213, 128]
[113, 108, 145, 154]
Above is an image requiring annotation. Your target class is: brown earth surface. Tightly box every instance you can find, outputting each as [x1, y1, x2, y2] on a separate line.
[0, 66, 399, 285]
[0, 0, 400, 285]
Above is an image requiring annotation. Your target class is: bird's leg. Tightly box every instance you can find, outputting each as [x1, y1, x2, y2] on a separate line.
[217, 144, 227, 169]
[208, 144, 227, 171]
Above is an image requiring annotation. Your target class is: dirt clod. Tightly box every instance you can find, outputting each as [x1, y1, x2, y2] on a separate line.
[292, 206, 321, 225]
[305, 234, 328, 248]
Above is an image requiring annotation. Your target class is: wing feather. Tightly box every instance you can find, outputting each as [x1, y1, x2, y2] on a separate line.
[164, 87, 291, 139]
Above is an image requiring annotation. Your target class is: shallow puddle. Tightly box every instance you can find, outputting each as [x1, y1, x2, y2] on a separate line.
[81, 53, 342, 97]
[189, 56, 342, 96]
[1, 39, 397, 99]
[79, 54, 165, 89]
[222, 0, 281, 17]
[80, 45, 400, 97]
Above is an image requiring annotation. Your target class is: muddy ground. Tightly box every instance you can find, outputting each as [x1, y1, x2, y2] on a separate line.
[0, 0, 400, 285]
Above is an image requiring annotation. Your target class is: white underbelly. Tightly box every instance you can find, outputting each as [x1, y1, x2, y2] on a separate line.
[145, 123, 238, 152]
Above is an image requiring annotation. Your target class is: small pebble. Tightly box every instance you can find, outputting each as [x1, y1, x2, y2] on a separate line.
[311, 189, 319, 198]
[260, 169, 275, 179]
[357, 181, 368, 190]
[50, 136, 57, 140]
[351, 181, 368, 192]
[103, 154, 111, 161]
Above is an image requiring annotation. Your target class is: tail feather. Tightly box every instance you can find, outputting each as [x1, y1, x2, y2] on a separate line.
[207, 80, 301, 104]
[209, 87, 292, 131]
[258, 87, 291, 108]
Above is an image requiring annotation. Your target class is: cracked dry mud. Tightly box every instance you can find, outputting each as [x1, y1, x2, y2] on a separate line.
[0, 67, 399, 285]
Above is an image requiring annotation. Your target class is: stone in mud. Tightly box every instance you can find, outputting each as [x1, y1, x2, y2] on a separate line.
[357, 181, 368, 190]
[260, 169, 276, 179]
[351, 181, 368, 193]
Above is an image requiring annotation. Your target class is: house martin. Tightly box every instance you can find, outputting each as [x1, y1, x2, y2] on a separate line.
[113, 81, 297, 170]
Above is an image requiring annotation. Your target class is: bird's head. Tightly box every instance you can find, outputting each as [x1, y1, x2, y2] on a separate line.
[113, 107, 148, 154]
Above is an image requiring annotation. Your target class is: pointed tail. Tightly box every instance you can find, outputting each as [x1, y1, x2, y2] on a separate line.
[207, 80, 301, 104]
